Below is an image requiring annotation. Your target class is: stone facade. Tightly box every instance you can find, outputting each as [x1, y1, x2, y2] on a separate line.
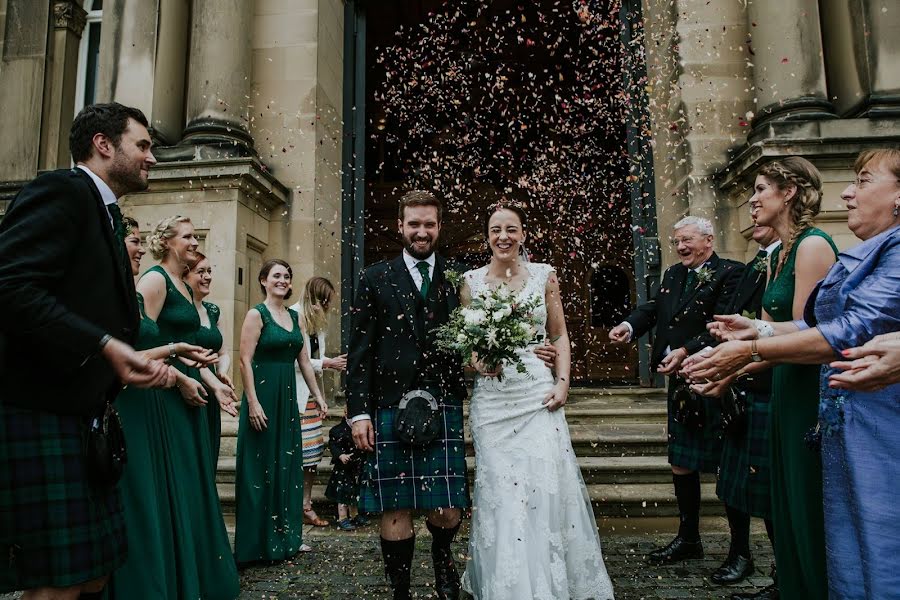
[1, 0, 898, 374]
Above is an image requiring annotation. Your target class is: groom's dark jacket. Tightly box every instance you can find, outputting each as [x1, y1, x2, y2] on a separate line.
[625, 252, 744, 369]
[0, 168, 139, 415]
[347, 253, 467, 419]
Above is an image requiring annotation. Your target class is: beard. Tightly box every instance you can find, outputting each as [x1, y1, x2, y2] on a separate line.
[108, 151, 149, 195]
[403, 232, 438, 260]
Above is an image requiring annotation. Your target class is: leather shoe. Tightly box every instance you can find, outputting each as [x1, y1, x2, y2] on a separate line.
[731, 582, 779, 599]
[711, 553, 754, 585]
[647, 535, 703, 563]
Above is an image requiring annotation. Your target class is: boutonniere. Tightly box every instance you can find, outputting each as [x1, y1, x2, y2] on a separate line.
[741, 310, 757, 320]
[695, 266, 713, 287]
[444, 269, 462, 291]
[752, 255, 768, 274]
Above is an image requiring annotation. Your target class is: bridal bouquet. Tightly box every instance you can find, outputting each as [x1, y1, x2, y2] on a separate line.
[436, 284, 541, 379]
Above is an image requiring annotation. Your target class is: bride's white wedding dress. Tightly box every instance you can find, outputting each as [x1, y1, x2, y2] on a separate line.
[461, 262, 615, 600]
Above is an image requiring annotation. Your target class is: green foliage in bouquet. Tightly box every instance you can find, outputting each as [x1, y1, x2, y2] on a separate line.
[435, 284, 542, 380]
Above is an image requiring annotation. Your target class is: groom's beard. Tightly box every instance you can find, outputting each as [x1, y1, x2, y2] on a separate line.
[403, 233, 438, 260]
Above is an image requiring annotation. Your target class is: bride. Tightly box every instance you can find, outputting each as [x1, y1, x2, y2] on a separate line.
[460, 204, 615, 600]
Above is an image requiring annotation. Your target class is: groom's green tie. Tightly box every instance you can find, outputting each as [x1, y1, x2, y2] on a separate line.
[108, 203, 126, 241]
[416, 261, 431, 299]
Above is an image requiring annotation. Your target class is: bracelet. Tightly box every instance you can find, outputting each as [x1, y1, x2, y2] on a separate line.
[168, 342, 177, 358]
[753, 319, 775, 338]
[98, 334, 113, 351]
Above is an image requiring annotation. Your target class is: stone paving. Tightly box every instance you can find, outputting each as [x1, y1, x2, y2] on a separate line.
[1, 518, 774, 599]
[238, 518, 775, 600]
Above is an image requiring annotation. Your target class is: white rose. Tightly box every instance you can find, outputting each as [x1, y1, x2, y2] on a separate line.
[456, 332, 468, 344]
[518, 321, 535, 338]
[463, 308, 486, 326]
[482, 296, 495, 310]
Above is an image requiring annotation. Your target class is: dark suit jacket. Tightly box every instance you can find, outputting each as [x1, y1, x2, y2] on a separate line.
[726, 254, 772, 394]
[625, 252, 744, 368]
[346, 254, 467, 419]
[0, 168, 139, 415]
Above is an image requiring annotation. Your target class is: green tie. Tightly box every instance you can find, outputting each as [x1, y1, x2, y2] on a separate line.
[416, 261, 431, 299]
[108, 203, 125, 241]
[681, 269, 697, 300]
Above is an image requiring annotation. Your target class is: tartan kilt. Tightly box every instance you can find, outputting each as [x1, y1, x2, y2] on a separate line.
[716, 390, 772, 519]
[667, 377, 723, 474]
[0, 403, 127, 592]
[359, 403, 469, 513]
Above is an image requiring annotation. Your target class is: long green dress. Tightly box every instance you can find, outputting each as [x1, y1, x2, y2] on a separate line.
[144, 266, 239, 598]
[763, 228, 837, 599]
[234, 303, 305, 564]
[108, 294, 182, 599]
[196, 300, 224, 474]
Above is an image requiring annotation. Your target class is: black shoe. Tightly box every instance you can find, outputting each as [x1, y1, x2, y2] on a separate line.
[647, 535, 704, 563]
[731, 582, 779, 599]
[711, 553, 754, 585]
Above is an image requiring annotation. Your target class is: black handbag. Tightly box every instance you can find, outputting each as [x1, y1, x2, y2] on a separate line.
[720, 386, 748, 436]
[672, 380, 706, 431]
[83, 402, 128, 486]
[394, 388, 443, 447]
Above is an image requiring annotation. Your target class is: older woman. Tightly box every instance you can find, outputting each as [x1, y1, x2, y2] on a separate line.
[686, 149, 900, 599]
[290, 276, 347, 529]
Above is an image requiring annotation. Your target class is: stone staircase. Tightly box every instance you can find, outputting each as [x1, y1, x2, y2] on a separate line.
[216, 387, 722, 520]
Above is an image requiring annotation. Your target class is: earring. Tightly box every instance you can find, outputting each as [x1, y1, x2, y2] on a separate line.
[894, 204, 899, 217]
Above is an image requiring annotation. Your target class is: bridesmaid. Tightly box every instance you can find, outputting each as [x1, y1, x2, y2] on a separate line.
[186, 251, 238, 474]
[137, 215, 239, 598]
[747, 158, 836, 598]
[234, 259, 328, 564]
[109, 217, 228, 599]
[290, 276, 348, 529]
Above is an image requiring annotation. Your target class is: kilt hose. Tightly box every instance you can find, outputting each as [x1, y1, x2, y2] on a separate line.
[667, 376, 723, 474]
[716, 390, 772, 519]
[359, 403, 469, 513]
[0, 403, 127, 592]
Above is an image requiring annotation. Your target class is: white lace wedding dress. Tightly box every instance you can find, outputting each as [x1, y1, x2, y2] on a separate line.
[461, 262, 615, 600]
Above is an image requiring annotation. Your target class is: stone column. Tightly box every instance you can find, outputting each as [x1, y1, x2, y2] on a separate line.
[747, 0, 835, 127]
[180, 0, 254, 156]
[95, 0, 190, 146]
[864, 0, 900, 116]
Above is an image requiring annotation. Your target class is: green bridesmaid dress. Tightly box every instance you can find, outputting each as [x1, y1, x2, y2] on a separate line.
[142, 266, 238, 598]
[108, 294, 183, 599]
[763, 228, 837, 599]
[197, 300, 225, 474]
[234, 303, 305, 564]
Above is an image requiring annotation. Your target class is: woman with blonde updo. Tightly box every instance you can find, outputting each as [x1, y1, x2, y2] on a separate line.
[290, 277, 349, 530]
[134, 215, 239, 598]
[721, 157, 837, 599]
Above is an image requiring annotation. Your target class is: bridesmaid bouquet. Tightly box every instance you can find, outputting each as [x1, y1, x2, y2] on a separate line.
[436, 285, 541, 380]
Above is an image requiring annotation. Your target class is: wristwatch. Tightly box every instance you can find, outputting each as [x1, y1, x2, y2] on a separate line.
[750, 340, 763, 363]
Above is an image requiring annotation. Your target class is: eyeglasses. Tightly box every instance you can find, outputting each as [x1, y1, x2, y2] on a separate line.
[853, 176, 900, 189]
[670, 235, 709, 246]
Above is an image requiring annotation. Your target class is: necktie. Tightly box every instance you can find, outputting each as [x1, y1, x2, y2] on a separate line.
[416, 261, 431, 299]
[108, 203, 125, 241]
[681, 269, 697, 300]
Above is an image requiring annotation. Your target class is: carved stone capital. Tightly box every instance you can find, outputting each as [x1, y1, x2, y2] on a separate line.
[54, 1, 87, 36]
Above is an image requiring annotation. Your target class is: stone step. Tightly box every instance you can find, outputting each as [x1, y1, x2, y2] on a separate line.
[215, 481, 722, 519]
[217, 454, 710, 487]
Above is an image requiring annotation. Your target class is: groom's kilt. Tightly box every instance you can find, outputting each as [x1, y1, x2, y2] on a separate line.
[0, 403, 127, 592]
[716, 390, 772, 519]
[667, 376, 723, 474]
[359, 403, 469, 513]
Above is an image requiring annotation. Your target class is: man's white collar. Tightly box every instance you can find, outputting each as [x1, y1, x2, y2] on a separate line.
[403, 249, 435, 268]
[77, 164, 118, 205]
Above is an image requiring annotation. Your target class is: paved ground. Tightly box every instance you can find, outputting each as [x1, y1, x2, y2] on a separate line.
[2, 518, 774, 599]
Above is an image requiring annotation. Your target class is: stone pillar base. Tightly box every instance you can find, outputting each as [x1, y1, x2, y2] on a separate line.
[176, 119, 256, 159]
[751, 96, 836, 133]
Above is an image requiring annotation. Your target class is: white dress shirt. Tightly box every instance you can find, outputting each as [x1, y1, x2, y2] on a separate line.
[76, 164, 118, 228]
[351, 250, 437, 424]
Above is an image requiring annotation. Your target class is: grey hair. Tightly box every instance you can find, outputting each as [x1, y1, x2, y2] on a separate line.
[673, 216, 714, 236]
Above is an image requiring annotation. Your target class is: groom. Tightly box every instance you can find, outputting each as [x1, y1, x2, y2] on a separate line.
[348, 190, 469, 600]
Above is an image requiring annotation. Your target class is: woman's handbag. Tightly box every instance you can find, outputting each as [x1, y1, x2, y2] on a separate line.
[719, 386, 748, 435]
[394, 388, 443, 447]
[83, 402, 128, 486]
[672, 380, 706, 431]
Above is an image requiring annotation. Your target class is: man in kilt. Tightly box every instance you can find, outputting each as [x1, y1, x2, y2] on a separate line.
[0, 103, 171, 598]
[348, 190, 470, 600]
[610, 216, 743, 564]
[692, 224, 780, 598]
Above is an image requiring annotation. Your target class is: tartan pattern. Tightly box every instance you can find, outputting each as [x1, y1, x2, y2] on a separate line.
[716, 390, 772, 519]
[359, 404, 469, 513]
[666, 378, 723, 474]
[0, 404, 127, 592]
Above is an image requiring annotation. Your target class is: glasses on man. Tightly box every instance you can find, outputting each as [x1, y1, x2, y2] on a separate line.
[670, 235, 709, 247]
